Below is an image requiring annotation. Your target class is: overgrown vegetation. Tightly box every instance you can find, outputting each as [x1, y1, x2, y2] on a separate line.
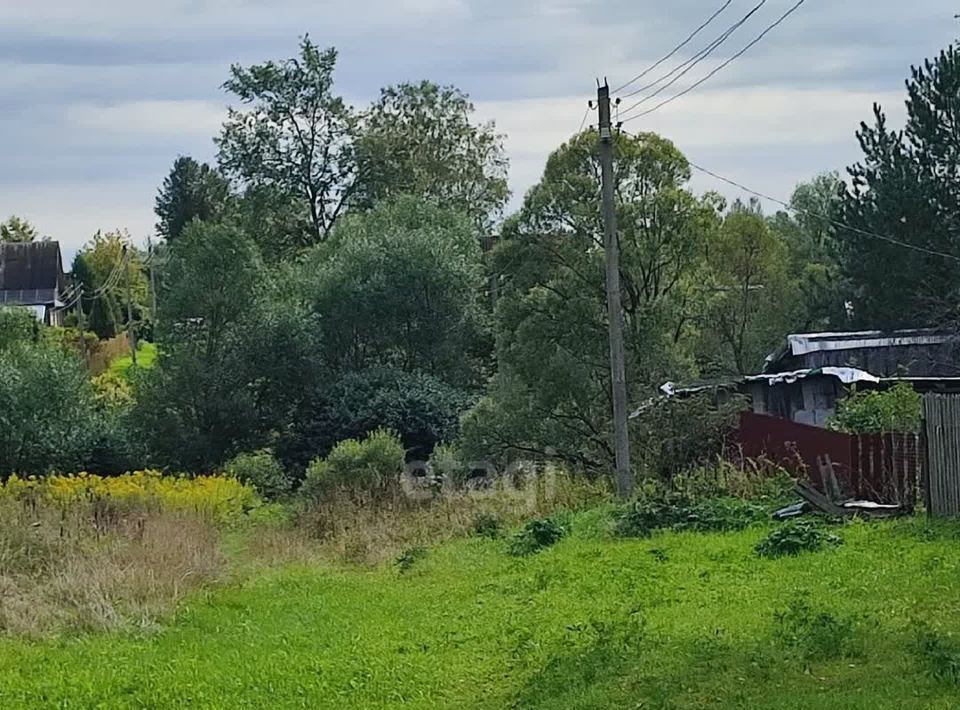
[755, 520, 844, 558]
[2, 511, 959, 707]
[829, 382, 922, 434]
[508, 516, 567, 556]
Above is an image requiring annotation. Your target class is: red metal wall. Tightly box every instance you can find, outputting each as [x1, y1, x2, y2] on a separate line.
[739, 412, 918, 507]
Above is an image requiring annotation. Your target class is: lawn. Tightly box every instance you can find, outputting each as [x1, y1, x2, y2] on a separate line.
[108, 341, 158, 377]
[2, 513, 960, 708]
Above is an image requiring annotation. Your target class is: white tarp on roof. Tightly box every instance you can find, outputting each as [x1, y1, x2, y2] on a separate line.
[745, 367, 879, 387]
[658, 367, 879, 400]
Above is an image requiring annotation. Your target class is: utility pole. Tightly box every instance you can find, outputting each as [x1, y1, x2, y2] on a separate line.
[123, 244, 137, 367]
[76, 287, 89, 366]
[148, 238, 158, 328]
[597, 81, 634, 498]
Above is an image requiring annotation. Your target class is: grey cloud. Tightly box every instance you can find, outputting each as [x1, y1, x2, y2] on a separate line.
[0, 0, 956, 248]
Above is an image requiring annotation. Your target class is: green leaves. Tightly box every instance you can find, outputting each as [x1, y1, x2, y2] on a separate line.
[354, 81, 509, 231]
[217, 37, 358, 242]
[828, 382, 922, 434]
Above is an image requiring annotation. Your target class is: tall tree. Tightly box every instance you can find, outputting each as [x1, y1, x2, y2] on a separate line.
[840, 45, 960, 328]
[702, 205, 801, 375]
[461, 131, 720, 470]
[298, 196, 485, 384]
[76, 231, 149, 336]
[216, 36, 357, 243]
[354, 81, 510, 230]
[768, 173, 849, 331]
[71, 252, 119, 339]
[137, 221, 317, 471]
[0, 215, 40, 243]
[155, 156, 230, 242]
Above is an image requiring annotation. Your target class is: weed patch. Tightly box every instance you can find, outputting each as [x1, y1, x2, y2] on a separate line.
[615, 492, 767, 538]
[509, 517, 567, 556]
[395, 546, 427, 573]
[774, 595, 858, 660]
[756, 520, 843, 558]
[912, 626, 960, 685]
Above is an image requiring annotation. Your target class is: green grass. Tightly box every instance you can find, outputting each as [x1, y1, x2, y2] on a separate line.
[2, 515, 960, 708]
[109, 341, 158, 377]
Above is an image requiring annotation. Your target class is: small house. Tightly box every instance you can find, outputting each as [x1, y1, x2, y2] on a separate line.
[656, 329, 960, 428]
[0, 241, 69, 326]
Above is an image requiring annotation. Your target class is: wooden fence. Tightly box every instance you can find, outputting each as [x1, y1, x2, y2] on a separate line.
[923, 394, 960, 517]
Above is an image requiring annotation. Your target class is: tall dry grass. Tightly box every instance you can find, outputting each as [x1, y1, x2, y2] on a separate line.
[253, 469, 612, 565]
[0, 499, 222, 636]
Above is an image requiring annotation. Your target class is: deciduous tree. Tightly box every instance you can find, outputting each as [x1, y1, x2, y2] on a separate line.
[217, 36, 357, 243]
[355, 81, 509, 230]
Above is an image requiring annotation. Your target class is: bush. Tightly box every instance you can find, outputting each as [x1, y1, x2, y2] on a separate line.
[302, 429, 405, 498]
[912, 626, 960, 685]
[755, 520, 843, 558]
[774, 595, 857, 660]
[828, 382, 921, 434]
[472, 512, 502, 539]
[0, 339, 101, 475]
[278, 367, 471, 475]
[614, 490, 767, 538]
[225, 450, 291, 500]
[508, 517, 567, 556]
[632, 392, 750, 479]
[0, 307, 39, 351]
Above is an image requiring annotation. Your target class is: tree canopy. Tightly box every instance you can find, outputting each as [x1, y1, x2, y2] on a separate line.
[217, 36, 357, 243]
[155, 156, 231, 242]
[354, 81, 509, 230]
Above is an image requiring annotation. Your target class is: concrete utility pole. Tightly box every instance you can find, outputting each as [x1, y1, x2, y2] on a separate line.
[123, 245, 137, 367]
[597, 81, 634, 499]
[76, 287, 89, 366]
[148, 238, 158, 328]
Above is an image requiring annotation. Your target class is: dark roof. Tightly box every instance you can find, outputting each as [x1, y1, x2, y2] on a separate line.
[0, 241, 65, 305]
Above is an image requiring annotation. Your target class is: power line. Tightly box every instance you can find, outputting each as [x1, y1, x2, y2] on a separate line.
[622, 0, 805, 123]
[688, 160, 960, 263]
[577, 103, 591, 134]
[618, 0, 768, 103]
[612, 0, 734, 95]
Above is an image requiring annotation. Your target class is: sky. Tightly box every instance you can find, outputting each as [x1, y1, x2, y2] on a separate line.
[0, 0, 957, 262]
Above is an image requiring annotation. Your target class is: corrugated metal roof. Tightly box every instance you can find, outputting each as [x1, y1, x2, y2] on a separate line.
[0, 241, 63, 290]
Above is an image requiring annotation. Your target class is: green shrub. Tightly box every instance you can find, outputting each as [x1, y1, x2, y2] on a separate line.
[302, 429, 405, 498]
[614, 491, 767, 538]
[226, 450, 291, 500]
[509, 517, 567, 556]
[755, 520, 843, 558]
[472, 513, 502, 539]
[828, 382, 921, 434]
[430, 442, 469, 485]
[912, 626, 960, 684]
[774, 595, 857, 660]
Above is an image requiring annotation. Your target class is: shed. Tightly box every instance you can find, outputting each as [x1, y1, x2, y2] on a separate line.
[764, 329, 959, 377]
[0, 241, 69, 326]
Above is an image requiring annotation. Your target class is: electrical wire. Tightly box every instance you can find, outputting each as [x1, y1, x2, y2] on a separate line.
[577, 104, 591, 134]
[621, 0, 806, 123]
[618, 0, 768, 103]
[612, 0, 734, 95]
[687, 159, 960, 263]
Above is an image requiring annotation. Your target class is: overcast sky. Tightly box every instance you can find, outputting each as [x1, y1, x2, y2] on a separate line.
[1, 0, 957, 261]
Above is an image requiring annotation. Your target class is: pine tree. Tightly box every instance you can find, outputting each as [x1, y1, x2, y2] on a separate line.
[155, 157, 231, 242]
[841, 45, 960, 328]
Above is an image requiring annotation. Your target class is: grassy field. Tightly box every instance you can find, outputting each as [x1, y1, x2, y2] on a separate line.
[2, 510, 960, 708]
[109, 341, 158, 377]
